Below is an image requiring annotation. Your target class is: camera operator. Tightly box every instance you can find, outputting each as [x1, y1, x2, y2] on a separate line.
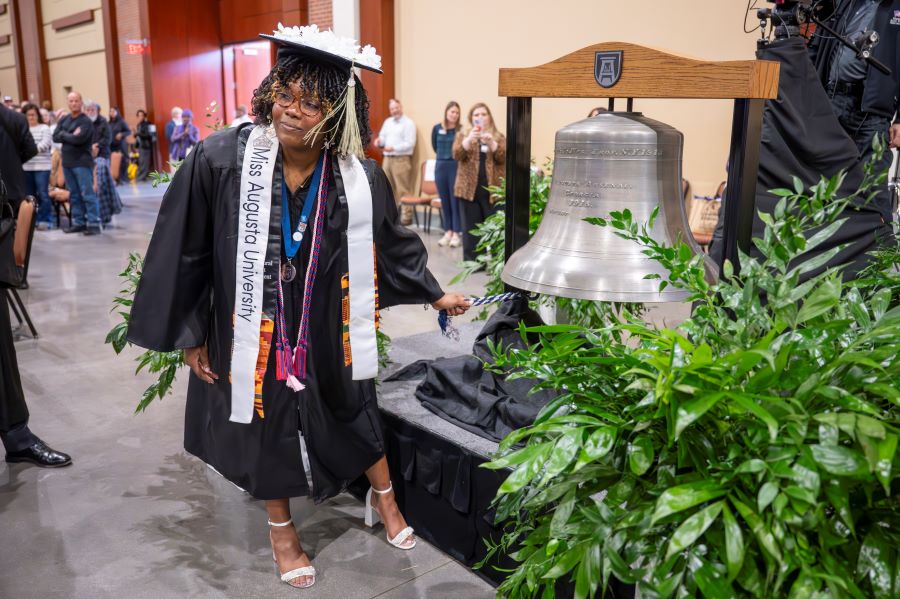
[810, 0, 900, 223]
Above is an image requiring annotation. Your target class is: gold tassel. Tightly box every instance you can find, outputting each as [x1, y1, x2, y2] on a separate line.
[302, 69, 365, 158]
[338, 72, 365, 158]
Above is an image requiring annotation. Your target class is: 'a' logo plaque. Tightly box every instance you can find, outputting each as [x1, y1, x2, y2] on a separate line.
[594, 51, 623, 88]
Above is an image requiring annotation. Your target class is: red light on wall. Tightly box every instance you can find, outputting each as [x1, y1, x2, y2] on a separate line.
[125, 39, 150, 55]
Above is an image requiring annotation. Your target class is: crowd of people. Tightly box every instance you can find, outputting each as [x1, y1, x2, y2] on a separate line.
[373, 97, 507, 262]
[158, 95, 511, 263]
[3, 87, 518, 252]
[0, 91, 159, 235]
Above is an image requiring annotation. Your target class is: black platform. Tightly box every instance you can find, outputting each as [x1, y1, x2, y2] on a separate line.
[375, 323, 514, 586]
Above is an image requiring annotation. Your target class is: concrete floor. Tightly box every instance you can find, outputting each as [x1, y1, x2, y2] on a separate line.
[0, 182, 494, 599]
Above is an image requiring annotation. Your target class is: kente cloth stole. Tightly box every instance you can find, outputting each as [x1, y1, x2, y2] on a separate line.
[339, 154, 378, 380]
[341, 247, 380, 367]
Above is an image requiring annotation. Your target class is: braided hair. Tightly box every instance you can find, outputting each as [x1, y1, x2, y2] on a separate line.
[251, 56, 372, 151]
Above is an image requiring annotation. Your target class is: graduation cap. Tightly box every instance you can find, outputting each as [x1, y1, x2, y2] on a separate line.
[260, 24, 382, 74]
[260, 24, 382, 158]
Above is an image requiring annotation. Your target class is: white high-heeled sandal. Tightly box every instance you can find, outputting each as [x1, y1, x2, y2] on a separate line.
[364, 482, 416, 550]
[268, 518, 316, 589]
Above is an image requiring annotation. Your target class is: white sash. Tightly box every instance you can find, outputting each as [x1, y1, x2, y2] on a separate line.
[338, 155, 378, 380]
[231, 126, 279, 423]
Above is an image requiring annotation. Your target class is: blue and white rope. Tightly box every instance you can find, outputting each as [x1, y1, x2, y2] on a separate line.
[437, 291, 521, 341]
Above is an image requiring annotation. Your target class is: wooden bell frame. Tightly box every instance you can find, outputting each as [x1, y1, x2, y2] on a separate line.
[498, 42, 780, 278]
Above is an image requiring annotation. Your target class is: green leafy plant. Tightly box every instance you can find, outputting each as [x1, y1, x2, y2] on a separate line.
[105, 252, 183, 413]
[452, 162, 644, 327]
[148, 163, 178, 187]
[377, 328, 393, 369]
[481, 147, 900, 597]
[204, 100, 228, 131]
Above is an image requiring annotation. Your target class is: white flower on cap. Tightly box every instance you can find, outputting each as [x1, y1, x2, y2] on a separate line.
[273, 23, 382, 71]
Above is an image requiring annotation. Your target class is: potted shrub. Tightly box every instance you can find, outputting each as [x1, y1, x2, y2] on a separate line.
[481, 156, 899, 597]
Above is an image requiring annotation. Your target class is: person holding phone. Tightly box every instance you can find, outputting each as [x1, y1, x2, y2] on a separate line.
[452, 102, 506, 262]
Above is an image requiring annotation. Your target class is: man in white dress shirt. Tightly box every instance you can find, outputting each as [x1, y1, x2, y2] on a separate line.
[231, 105, 254, 127]
[376, 98, 416, 225]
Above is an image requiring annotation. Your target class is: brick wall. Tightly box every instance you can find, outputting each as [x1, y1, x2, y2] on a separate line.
[116, 0, 149, 129]
[308, 0, 333, 29]
[20, 11, 40, 102]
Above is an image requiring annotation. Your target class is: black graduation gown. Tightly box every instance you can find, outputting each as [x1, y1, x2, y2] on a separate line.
[127, 125, 444, 501]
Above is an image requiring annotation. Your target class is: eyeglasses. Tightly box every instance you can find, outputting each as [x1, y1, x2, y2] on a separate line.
[274, 87, 323, 118]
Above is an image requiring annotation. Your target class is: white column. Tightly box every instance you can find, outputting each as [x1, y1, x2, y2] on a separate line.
[331, 0, 359, 39]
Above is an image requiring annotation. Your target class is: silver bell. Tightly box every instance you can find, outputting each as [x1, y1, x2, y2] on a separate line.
[502, 112, 709, 302]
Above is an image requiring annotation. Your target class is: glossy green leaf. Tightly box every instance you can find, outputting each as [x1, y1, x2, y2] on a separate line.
[789, 570, 819, 596]
[539, 429, 583, 485]
[674, 392, 725, 439]
[782, 485, 816, 505]
[628, 435, 654, 476]
[653, 567, 684, 599]
[857, 531, 895, 599]
[582, 426, 616, 460]
[550, 492, 576, 538]
[665, 501, 723, 559]
[874, 434, 897, 494]
[735, 459, 766, 474]
[498, 443, 552, 494]
[809, 444, 869, 477]
[823, 478, 855, 534]
[573, 426, 617, 472]
[757, 481, 779, 513]
[855, 415, 887, 439]
[651, 481, 726, 525]
[721, 504, 744, 581]
[796, 278, 841, 323]
[729, 394, 779, 441]
[485, 442, 551, 470]
[693, 558, 734, 598]
[542, 546, 583, 580]
[731, 498, 782, 562]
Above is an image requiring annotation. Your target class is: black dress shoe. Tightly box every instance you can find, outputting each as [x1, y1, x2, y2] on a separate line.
[64, 225, 87, 234]
[83, 226, 102, 236]
[6, 440, 72, 468]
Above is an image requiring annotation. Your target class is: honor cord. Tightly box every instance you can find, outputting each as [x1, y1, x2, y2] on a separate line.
[437, 291, 522, 341]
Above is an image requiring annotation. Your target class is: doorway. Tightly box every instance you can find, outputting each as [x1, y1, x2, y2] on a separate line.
[222, 40, 273, 126]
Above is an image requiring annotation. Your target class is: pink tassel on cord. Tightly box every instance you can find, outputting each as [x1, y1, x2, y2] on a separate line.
[275, 347, 289, 381]
[286, 375, 305, 391]
[293, 345, 307, 381]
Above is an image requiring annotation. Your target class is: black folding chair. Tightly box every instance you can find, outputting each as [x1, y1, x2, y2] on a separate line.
[7, 196, 38, 338]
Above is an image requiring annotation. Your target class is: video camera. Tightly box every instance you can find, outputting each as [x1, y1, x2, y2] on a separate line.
[758, 0, 815, 39]
[756, 0, 891, 75]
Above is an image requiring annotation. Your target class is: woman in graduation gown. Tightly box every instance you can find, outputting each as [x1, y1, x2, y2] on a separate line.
[126, 24, 470, 590]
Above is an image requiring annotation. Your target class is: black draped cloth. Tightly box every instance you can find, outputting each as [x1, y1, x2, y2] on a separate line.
[710, 37, 893, 278]
[388, 297, 558, 442]
[127, 125, 443, 501]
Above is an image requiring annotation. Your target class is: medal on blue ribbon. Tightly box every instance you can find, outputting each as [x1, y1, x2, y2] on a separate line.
[281, 153, 324, 281]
